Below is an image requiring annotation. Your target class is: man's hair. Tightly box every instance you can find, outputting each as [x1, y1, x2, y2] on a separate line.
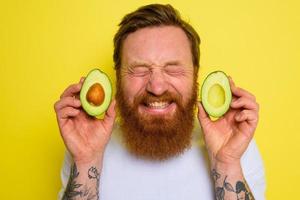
[113, 4, 201, 73]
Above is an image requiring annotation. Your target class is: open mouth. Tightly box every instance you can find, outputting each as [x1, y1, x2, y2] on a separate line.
[139, 101, 176, 115]
[147, 101, 170, 109]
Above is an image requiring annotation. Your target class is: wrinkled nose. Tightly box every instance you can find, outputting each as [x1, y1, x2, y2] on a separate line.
[146, 70, 168, 96]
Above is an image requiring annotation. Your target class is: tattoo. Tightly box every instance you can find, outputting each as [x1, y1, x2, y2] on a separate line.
[63, 164, 100, 200]
[88, 167, 100, 200]
[212, 169, 255, 200]
[212, 169, 221, 181]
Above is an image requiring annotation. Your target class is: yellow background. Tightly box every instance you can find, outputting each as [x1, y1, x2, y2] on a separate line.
[1, 0, 299, 199]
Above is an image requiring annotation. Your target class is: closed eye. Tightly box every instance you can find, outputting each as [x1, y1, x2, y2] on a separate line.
[164, 66, 185, 76]
[129, 66, 150, 77]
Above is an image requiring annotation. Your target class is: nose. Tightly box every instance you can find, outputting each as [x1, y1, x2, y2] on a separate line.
[146, 69, 168, 96]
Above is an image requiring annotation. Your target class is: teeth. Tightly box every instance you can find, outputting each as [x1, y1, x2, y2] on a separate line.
[148, 101, 169, 109]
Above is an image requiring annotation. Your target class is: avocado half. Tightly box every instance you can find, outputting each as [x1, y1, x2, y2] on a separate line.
[201, 71, 232, 118]
[80, 69, 112, 116]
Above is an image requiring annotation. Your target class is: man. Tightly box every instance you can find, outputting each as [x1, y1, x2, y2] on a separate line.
[55, 4, 265, 200]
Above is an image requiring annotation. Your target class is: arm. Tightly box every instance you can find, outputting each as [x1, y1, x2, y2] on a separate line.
[211, 162, 254, 200]
[54, 77, 116, 200]
[62, 159, 102, 200]
[212, 139, 266, 200]
[198, 77, 261, 199]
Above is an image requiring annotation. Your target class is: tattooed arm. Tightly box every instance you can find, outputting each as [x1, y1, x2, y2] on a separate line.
[62, 159, 102, 200]
[54, 79, 116, 200]
[198, 77, 261, 199]
[211, 162, 254, 200]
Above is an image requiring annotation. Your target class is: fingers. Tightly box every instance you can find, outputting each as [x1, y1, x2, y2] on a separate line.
[54, 96, 81, 111]
[59, 107, 80, 119]
[235, 109, 258, 121]
[54, 77, 85, 123]
[102, 99, 117, 133]
[235, 110, 258, 136]
[79, 77, 85, 83]
[54, 97, 81, 122]
[60, 77, 85, 99]
[230, 96, 259, 111]
[228, 77, 255, 100]
[60, 83, 81, 99]
[197, 102, 211, 127]
[228, 76, 259, 111]
[228, 76, 259, 126]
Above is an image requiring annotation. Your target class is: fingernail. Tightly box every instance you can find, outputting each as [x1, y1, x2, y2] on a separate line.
[79, 77, 85, 83]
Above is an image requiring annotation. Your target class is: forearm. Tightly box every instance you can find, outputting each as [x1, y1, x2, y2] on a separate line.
[211, 161, 255, 200]
[62, 158, 102, 200]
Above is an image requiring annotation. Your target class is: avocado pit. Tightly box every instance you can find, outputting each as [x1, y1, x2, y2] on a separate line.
[86, 83, 105, 106]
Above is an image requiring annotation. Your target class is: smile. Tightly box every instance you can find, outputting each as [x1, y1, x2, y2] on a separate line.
[139, 101, 176, 115]
[147, 101, 170, 109]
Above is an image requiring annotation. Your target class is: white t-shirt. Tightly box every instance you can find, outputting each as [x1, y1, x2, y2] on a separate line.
[58, 122, 266, 200]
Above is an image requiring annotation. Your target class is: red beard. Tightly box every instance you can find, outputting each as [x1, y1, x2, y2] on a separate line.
[116, 80, 198, 161]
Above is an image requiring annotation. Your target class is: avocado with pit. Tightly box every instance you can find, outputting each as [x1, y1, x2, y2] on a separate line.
[201, 71, 232, 118]
[80, 69, 112, 116]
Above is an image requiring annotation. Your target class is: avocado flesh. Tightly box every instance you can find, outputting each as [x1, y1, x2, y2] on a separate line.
[80, 69, 112, 116]
[201, 71, 232, 118]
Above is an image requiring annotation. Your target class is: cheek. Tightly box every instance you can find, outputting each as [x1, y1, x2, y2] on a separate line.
[169, 78, 194, 101]
[122, 77, 147, 103]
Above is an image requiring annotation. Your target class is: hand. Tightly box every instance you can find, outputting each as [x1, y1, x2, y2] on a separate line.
[54, 77, 116, 165]
[197, 77, 259, 166]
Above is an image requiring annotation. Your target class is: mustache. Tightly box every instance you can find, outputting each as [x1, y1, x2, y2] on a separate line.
[133, 91, 183, 107]
[116, 86, 197, 161]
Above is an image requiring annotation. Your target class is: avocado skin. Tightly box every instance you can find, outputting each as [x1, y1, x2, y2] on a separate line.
[80, 68, 112, 116]
[201, 71, 232, 118]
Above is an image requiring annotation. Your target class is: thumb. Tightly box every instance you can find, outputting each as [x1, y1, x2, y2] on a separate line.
[102, 99, 117, 134]
[197, 102, 211, 128]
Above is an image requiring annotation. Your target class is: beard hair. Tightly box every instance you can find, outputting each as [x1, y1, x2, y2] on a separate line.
[116, 78, 198, 161]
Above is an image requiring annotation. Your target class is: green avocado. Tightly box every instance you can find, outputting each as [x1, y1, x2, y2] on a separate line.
[201, 71, 232, 118]
[80, 69, 112, 116]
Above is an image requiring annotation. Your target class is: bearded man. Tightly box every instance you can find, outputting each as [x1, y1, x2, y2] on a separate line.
[55, 4, 265, 200]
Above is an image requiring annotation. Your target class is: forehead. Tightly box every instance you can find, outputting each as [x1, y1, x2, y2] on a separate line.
[121, 26, 192, 66]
